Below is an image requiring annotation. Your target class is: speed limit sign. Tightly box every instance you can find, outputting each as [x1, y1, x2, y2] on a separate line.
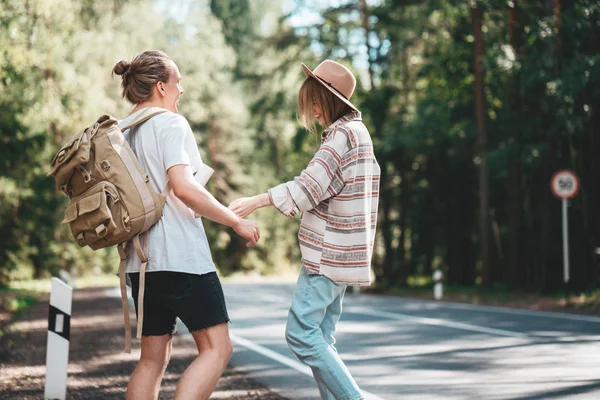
[551, 169, 579, 286]
[551, 170, 579, 199]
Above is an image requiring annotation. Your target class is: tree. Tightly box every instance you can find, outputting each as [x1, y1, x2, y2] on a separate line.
[471, 0, 491, 287]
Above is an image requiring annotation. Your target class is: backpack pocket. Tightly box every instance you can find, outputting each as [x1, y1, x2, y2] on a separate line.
[48, 128, 91, 192]
[62, 181, 131, 248]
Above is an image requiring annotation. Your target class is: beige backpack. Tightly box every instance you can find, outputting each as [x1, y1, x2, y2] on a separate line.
[48, 107, 169, 352]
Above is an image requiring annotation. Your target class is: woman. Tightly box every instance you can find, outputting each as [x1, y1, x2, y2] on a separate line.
[113, 50, 260, 400]
[229, 60, 380, 400]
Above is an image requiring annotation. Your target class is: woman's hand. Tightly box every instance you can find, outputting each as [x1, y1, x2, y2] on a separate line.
[229, 196, 261, 218]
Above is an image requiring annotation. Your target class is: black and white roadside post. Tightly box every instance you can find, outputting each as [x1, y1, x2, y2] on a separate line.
[550, 170, 579, 304]
[44, 277, 72, 400]
[433, 269, 443, 300]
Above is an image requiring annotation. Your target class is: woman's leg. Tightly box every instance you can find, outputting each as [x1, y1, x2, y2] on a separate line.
[321, 285, 345, 349]
[174, 322, 233, 400]
[316, 286, 347, 399]
[126, 334, 173, 400]
[285, 267, 362, 400]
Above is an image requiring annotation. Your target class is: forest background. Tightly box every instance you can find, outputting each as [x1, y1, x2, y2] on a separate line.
[1, 0, 599, 296]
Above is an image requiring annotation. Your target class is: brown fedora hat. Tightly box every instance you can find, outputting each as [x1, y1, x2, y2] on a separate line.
[301, 60, 359, 111]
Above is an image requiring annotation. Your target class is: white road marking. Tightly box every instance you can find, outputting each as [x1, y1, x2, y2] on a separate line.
[346, 307, 528, 338]
[230, 333, 386, 400]
[407, 299, 600, 323]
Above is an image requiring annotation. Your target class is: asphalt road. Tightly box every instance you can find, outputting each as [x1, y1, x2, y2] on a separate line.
[212, 282, 600, 400]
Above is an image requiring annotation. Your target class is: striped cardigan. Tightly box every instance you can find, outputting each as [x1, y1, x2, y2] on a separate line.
[268, 111, 380, 285]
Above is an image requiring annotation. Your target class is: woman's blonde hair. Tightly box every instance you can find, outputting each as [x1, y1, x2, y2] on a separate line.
[112, 50, 173, 104]
[297, 76, 354, 134]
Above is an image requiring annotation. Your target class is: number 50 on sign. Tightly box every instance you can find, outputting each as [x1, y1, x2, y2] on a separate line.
[551, 170, 579, 199]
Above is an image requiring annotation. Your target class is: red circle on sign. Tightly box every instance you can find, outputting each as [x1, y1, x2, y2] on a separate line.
[551, 170, 579, 199]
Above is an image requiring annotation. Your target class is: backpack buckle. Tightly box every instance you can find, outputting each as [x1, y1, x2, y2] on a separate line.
[76, 166, 91, 183]
[101, 160, 111, 171]
[56, 149, 68, 164]
[87, 122, 100, 137]
[76, 232, 85, 246]
[95, 224, 107, 238]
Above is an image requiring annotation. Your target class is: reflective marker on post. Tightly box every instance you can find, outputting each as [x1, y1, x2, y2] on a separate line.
[45, 277, 72, 400]
[433, 269, 443, 300]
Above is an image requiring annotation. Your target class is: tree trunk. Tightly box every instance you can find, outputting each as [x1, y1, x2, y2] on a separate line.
[392, 35, 412, 285]
[553, 0, 563, 69]
[584, 5, 600, 288]
[507, 0, 523, 288]
[471, 2, 491, 287]
[360, 0, 375, 90]
[394, 169, 408, 284]
[379, 163, 396, 284]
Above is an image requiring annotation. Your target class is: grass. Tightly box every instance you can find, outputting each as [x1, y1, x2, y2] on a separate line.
[0, 289, 38, 314]
[372, 278, 600, 314]
[0, 287, 41, 339]
[8, 274, 120, 293]
[0, 274, 120, 337]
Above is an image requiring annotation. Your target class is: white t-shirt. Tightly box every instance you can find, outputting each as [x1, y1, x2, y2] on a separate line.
[118, 108, 216, 276]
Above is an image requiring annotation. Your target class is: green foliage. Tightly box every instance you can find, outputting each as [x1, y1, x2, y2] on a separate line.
[1, 0, 599, 293]
[285, 0, 600, 292]
[0, 0, 299, 282]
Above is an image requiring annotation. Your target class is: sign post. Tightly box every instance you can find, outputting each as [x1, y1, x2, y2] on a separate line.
[550, 170, 579, 301]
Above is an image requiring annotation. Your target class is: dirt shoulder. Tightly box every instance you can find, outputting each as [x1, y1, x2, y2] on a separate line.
[0, 286, 287, 399]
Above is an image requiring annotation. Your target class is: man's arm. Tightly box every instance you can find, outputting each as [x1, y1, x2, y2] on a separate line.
[168, 164, 260, 247]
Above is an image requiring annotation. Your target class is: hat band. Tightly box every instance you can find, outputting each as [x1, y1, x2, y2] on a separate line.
[315, 74, 350, 100]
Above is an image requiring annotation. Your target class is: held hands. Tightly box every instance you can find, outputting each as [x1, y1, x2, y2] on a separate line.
[229, 194, 269, 247]
[233, 218, 260, 248]
[229, 196, 261, 218]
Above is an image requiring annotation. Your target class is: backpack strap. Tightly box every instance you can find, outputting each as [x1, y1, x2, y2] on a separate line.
[117, 243, 132, 353]
[115, 109, 172, 352]
[117, 232, 150, 353]
[161, 181, 172, 198]
[132, 233, 150, 341]
[121, 107, 168, 132]
[122, 107, 173, 199]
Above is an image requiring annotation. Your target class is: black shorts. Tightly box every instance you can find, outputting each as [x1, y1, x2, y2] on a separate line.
[128, 271, 230, 336]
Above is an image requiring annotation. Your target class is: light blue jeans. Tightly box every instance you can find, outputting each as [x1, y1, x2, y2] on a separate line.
[285, 266, 363, 400]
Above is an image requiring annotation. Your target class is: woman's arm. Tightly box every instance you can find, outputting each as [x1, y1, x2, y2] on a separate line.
[229, 192, 273, 218]
[268, 127, 349, 217]
[231, 127, 350, 219]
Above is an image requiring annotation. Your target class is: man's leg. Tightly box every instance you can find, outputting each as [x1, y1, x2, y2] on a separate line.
[126, 334, 173, 400]
[174, 322, 233, 400]
[285, 267, 363, 400]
